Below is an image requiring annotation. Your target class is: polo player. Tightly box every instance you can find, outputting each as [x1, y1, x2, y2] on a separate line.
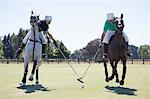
[16, 15, 53, 86]
[101, 13, 131, 60]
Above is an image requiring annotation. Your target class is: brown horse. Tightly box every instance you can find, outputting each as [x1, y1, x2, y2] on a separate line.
[104, 14, 127, 85]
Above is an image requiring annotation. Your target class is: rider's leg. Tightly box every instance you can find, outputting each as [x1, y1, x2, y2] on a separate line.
[122, 32, 132, 56]
[103, 43, 109, 58]
[102, 30, 115, 59]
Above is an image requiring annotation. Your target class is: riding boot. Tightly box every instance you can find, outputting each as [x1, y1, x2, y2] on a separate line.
[102, 43, 108, 59]
[126, 42, 132, 57]
[42, 44, 47, 58]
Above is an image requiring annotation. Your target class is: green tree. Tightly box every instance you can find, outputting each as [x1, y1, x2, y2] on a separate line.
[138, 45, 150, 59]
[71, 50, 82, 59]
[11, 33, 18, 50]
[17, 28, 28, 47]
[46, 43, 55, 58]
[2, 34, 15, 58]
[72, 38, 101, 60]
[0, 41, 3, 58]
[54, 41, 71, 59]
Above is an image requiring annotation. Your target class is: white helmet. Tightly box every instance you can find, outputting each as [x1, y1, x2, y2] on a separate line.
[44, 15, 52, 21]
[107, 13, 114, 20]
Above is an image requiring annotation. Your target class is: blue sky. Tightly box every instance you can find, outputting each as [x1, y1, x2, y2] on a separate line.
[0, 0, 149, 52]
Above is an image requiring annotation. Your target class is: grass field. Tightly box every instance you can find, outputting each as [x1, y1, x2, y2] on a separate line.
[0, 62, 150, 99]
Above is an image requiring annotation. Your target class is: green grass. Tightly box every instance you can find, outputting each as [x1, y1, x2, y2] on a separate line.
[0, 62, 150, 99]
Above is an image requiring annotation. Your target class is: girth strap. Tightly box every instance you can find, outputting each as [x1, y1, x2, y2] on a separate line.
[29, 39, 42, 44]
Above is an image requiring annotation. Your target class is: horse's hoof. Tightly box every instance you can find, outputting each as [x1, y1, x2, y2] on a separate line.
[29, 77, 33, 81]
[105, 78, 109, 82]
[116, 79, 119, 83]
[36, 81, 41, 85]
[19, 82, 26, 86]
[120, 80, 124, 85]
[108, 75, 114, 81]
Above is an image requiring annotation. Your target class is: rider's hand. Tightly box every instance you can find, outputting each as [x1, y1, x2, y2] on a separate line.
[99, 43, 102, 48]
[42, 53, 47, 59]
[16, 48, 23, 56]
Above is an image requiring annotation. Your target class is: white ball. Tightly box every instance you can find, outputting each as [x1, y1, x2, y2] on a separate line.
[81, 84, 84, 88]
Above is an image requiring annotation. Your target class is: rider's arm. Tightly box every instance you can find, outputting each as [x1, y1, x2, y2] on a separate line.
[100, 21, 107, 43]
[44, 31, 54, 40]
[22, 30, 31, 44]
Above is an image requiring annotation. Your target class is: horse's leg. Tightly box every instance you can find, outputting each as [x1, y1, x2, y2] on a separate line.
[120, 59, 127, 85]
[114, 61, 119, 83]
[104, 62, 109, 82]
[21, 61, 29, 85]
[108, 61, 115, 81]
[35, 60, 41, 85]
[35, 69, 39, 84]
[29, 59, 37, 81]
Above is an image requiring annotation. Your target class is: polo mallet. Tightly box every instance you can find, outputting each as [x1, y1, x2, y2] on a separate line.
[78, 48, 100, 81]
[51, 38, 84, 84]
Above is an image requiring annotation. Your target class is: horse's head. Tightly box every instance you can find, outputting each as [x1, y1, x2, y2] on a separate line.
[112, 14, 126, 46]
[30, 11, 40, 25]
[115, 13, 124, 32]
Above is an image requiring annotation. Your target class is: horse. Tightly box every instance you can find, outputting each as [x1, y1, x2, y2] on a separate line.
[20, 12, 47, 86]
[103, 14, 127, 85]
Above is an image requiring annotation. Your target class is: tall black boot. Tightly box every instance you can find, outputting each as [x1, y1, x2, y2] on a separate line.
[42, 44, 47, 58]
[126, 42, 132, 57]
[102, 43, 108, 59]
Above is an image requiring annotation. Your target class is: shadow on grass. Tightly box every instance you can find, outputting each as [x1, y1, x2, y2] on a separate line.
[17, 84, 56, 93]
[105, 85, 137, 96]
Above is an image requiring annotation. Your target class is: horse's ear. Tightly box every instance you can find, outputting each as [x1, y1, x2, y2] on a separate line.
[121, 13, 123, 19]
[31, 10, 34, 14]
[37, 16, 40, 20]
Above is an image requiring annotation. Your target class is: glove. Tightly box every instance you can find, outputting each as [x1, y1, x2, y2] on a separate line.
[42, 44, 47, 54]
[20, 43, 26, 49]
[99, 43, 102, 48]
[42, 53, 47, 58]
[16, 48, 23, 56]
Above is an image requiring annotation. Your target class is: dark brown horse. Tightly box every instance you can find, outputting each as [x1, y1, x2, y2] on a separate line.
[104, 14, 127, 85]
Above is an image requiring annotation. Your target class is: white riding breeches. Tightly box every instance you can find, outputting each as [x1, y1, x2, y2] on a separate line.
[102, 30, 129, 44]
[102, 30, 115, 44]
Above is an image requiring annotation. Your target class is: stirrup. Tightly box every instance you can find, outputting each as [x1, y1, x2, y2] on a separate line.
[102, 53, 108, 62]
[102, 53, 108, 59]
[127, 51, 132, 57]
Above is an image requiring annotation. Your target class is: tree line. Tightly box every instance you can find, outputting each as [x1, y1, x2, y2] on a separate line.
[0, 28, 150, 60]
[0, 28, 71, 59]
[71, 39, 150, 60]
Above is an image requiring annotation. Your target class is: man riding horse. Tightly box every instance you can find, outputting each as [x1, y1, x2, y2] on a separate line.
[101, 13, 131, 60]
[17, 13, 54, 86]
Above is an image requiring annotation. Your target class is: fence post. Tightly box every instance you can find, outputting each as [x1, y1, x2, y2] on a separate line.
[131, 58, 133, 64]
[142, 58, 144, 64]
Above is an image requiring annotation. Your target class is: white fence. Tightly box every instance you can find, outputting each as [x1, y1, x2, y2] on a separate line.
[0, 58, 150, 64]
